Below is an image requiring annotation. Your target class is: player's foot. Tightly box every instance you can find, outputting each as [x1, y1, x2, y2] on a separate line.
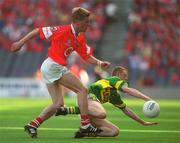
[24, 124, 37, 138]
[55, 107, 68, 116]
[74, 125, 102, 138]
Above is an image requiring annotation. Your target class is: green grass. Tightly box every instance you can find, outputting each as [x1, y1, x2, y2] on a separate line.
[0, 97, 180, 143]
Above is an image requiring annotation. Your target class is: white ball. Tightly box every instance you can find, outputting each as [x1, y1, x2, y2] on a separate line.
[143, 100, 160, 118]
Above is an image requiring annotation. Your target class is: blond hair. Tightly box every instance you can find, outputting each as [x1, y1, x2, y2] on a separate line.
[72, 7, 90, 22]
[111, 66, 128, 77]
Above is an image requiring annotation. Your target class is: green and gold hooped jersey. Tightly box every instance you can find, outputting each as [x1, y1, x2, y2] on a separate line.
[88, 76, 128, 109]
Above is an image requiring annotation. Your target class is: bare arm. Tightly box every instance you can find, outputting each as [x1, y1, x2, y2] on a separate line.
[122, 107, 158, 126]
[11, 28, 39, 52]
[122, 85, 151, 101]
[86, 55, 111, 70]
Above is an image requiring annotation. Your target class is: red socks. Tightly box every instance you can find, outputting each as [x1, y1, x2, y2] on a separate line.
[80, 114, 90, 128]
[29, 115, 91, 129]
[29, 117, 43, 128]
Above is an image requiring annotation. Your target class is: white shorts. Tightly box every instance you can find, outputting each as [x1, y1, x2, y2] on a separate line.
[41, 58, 69, 84]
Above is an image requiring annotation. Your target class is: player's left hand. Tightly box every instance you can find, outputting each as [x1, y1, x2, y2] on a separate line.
[143, 121, 158, 126]
[10, 41, 23, 52]
[100, 61, 111, 70]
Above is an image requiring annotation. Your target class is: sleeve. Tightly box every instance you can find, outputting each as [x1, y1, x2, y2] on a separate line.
[39, 26, 61, 40]
[80, 44, 94, 61]
[113, 102, 126, 109]
[75, 35, 94, 61]
[114, 80, 128, 92]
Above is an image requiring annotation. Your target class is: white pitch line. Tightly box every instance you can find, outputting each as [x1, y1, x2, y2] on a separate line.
[0, 127, 180, 133]
[0, 127, 75, 131]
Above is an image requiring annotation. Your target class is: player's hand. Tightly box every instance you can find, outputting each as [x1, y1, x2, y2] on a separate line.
[100, 61, 111, 70]
[10, 41, 23, 52]
[142, 121, 158, 126]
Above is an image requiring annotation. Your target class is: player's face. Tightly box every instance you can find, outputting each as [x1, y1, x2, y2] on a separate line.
[78, 17, 90, 32]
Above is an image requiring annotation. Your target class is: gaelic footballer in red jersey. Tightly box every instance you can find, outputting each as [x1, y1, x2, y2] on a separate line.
[11, 7, 111, 138]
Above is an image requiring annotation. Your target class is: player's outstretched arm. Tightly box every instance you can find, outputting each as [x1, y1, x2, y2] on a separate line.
[122, 107, 158, 126]
[11, 28, 39, 52]
[122, 85, 151, 101]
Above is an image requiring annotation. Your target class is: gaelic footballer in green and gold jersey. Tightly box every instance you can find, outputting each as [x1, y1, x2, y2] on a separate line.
[55, 66, 158, 137]
[88, 76, 128, 109]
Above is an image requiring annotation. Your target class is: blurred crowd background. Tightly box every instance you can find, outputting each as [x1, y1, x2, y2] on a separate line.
[0, 0, 179, 88]
[124, 0, 180, 86]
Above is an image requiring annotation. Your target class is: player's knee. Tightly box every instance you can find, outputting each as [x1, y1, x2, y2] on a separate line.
[111, 127, 119, 137]
[77, 86, 87, 95]
[97, 111, 106, 119]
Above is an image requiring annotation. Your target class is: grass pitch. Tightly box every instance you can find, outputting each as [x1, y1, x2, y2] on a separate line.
[0, 97, 180, 143]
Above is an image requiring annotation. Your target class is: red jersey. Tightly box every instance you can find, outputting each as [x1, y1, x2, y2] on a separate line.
[39, 24, 93, 65]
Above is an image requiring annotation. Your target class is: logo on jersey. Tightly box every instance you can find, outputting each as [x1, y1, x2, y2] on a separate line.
[50, 26, 59, 31]
[64, 39, 74, 57]
[64, 47, 74, 57]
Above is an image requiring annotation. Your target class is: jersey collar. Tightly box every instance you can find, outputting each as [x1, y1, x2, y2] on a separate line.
[71, 24, 79, 37]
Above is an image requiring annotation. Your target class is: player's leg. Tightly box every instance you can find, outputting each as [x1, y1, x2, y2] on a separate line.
[88, 99, 106, 119]
[24, 82, 64, 138]
[58, 72, 89, 123]
[88, 100, 119, 137]
[24, 58, 67, 138]
[74, 99, 109, 138]
[55, 98, 107, 118]
[39, 83, 64, 120]
[55, 94, 106, 119]
[90, 117, 119, 137]
[58, 72, 101, 135]
[74, 105, 119, 138]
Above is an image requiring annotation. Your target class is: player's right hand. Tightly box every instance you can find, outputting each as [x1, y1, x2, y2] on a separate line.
[10, 41, 23, 52]
[100, 61, 111, 70]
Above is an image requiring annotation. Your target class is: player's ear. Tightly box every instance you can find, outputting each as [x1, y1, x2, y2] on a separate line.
[111, 66, 120, 76]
